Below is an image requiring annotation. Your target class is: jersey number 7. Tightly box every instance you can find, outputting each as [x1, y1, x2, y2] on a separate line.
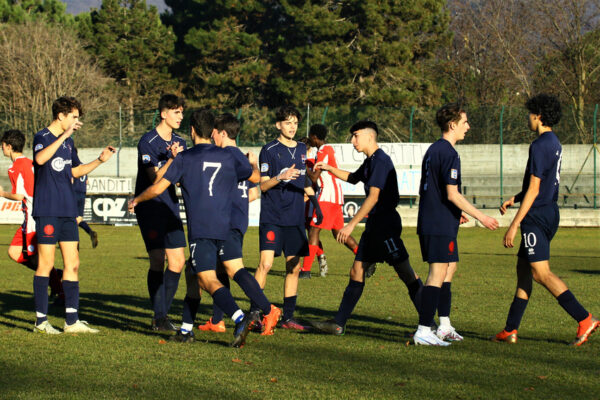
[203, 162, 222, 196]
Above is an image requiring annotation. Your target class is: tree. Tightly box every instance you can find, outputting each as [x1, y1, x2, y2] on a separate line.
[0, 22, 117, 147]
[84, 0, 176, 135]
[0, 0, 75, 25]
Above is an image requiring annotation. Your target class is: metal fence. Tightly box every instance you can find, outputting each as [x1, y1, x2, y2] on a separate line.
[1, 104, 598, 148]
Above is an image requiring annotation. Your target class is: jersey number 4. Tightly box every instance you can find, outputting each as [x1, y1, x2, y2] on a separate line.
[203, 162, 222, 197]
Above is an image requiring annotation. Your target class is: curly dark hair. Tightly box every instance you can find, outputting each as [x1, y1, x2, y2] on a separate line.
[275, 105, 302, 123]
[436, 101, 466, 132]
[525, 94, 561, 127]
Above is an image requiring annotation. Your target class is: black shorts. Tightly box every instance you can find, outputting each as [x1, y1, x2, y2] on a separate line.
[259, 224, 309, 257]
[355, 211, 408, 264]
[419, 235, 459, 263]
[35, 216, 79, 245]
[135, 203, 186, 252]
[189, 238, 225, 273]
[219, 229, 244, 262]
[75, 192, 86, 217]
[517, 204, 559, 263]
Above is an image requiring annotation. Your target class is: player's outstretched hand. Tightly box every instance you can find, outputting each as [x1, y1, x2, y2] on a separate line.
[336, 224, 353, 244]
[500, 197, 515, 215]
[246, 151, 258, 166]
[63, 121, 83, 138]
[127, 198, 137, 213]
[503, 224, 518, 248]
[460, 213, 469, 224]
[480, 215, 499, 230]
[278, 164, 300, 181]
[99, 146, 116, 162]
[314, 161, 330, 171]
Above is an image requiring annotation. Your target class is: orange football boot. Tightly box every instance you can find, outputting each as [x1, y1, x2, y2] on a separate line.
[198, 318, 226, 333]
[260, 305, 282, 336]
[491, 329, 518, 343]
[570, 314, 599, 346]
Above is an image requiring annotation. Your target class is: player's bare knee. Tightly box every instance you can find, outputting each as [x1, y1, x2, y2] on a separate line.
[258, 262, 273, 273]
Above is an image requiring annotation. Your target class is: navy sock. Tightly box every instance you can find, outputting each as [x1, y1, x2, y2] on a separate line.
[163, 269, 181, 315]
[438, 282, 452, 317]
[557, 290, 589, 323]
[234, 269, 271, 314]
[211, 287, 240, 318]
[418, 285, 441, 327]
[283, 295, 297, 321]
[212, 271, 229, 323]
[63, 280, 79, 325]
[182, 295, 201, 325]
[334, 280, 365, 327]
[505, 296, 528, 331]
[33, 276, 49, 325]
[79, 221, 92, 235]
[407, 278, 423, 312]
[147, 270, 165, 319]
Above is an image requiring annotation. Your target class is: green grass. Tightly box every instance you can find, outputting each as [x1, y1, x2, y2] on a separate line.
[0, 225, 599, 399]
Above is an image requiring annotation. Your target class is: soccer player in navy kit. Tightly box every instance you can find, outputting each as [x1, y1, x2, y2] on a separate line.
[493, 94, 598, 346]
[414, 102, 499, 346]
[32, 96, 114, 334]
[255, 106, 323, 330]
[72, 148, 98, 249]
[131, 110, 276, 347]
[198, 113, 282, 336]
[135, 94, 187, 331]
[311, 120, 424, 336]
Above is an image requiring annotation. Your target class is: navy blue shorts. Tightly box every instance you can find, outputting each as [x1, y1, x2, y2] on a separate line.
[219, 229, 244, 262]
[35, 217, 79, 245]
[259, 224, 309, 257]
[189, 238, 225, 273]
[419, 235, 459, 263]
[355, 211, 408, 265]
[75, 192, 86, 217]
[135, 204, 186, 252]
[517, 204, 559, 263]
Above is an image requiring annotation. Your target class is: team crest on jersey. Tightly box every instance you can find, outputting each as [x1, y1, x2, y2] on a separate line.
[142, 155, 151, 164]
[28, 245, 35, 253]
[450, 169, 458, 179]
[301, 154, 306, 164]
[51, 157, 66, 172]
[34, 144, 43, 152]
[261, 163, 269, 172]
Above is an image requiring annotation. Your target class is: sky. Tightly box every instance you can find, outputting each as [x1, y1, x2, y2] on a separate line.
[63, 1, 169, 15]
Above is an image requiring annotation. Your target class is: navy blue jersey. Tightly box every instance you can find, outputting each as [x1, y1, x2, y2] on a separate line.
[163, 143, 252, 241]
[348, 148, 399, 220]
[516, 132, 562, 208]
[417, 139, 462, 236]
[259, 139, 307, 226]
[71, 148, 87, 193]
[32, 128, 81, 217]
[135, 129, 187, 217]
[226, 147, 256, 234]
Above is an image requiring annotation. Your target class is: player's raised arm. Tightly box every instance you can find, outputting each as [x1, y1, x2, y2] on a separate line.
[259, 163, 300, 192]
[314, 162, 353, 182]
[447, 184, 498, 230]
[35, 121, 82, 166]
[72, 146, 116, 178]
[129, 178, 172, 211]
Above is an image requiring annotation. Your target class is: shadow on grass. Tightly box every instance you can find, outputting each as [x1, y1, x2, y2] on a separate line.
[571, 269, 600, 275]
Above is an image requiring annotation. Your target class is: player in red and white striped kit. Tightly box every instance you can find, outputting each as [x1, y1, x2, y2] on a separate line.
[1, 130, 63, 297]
[302, 124, 358, 278]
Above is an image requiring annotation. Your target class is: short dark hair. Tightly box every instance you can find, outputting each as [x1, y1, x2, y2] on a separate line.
[1, 129, 25, 153]
[436, 102, 466, 132]
[52, 97, 83, 120]
[349, 120, 378, 136]
[525, 94, 561, 127]
[275, 105, 302, 123]
[214, 113, 241, 140]
[309, 124, 328, 141]
[190, 109, 215, 139]
[158, 94, 185, 113]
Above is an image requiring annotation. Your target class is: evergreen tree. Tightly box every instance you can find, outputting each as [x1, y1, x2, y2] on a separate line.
[0, 0, 75, 25]
[84, 0, 176, 134]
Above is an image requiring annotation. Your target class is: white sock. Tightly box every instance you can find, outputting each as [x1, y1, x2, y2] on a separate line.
[181, 322, 193, 333]
[231, 309, 244, 323]
[439, 316, 452, 328]
[417, 325, 431, 334]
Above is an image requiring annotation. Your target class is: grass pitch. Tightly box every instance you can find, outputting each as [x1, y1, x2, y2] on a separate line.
[0, 224, 598, 399]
